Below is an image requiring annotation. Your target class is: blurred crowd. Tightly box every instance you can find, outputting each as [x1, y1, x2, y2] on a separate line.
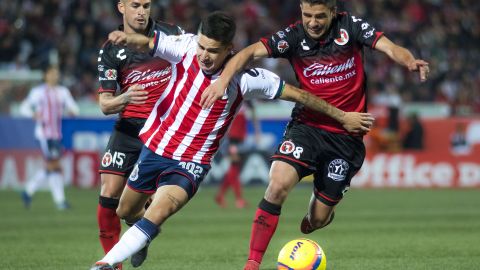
[0, 0, 479, 115]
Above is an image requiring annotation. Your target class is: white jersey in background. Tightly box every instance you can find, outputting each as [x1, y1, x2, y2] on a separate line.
[20, 84, 79, 140]
[139, 33, 284, 164]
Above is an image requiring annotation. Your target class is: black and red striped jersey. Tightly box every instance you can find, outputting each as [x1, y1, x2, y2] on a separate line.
[260, 12, 383, 134]
[97, 19, 183, 120]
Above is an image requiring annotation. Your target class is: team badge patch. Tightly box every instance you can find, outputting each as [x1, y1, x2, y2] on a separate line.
[129, 163, 139, 181]
[104, 69, 117, 80]
[101, 150, 113, 167]
[277, 40, 290, 53]
[279, 140, 295, 155]
[327, 159, 350, 181]
[334, 28, 349, 46]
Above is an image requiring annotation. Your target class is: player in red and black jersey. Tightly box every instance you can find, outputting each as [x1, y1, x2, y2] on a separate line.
[96, 0, 182, 268]
[201, 1, 429, 269]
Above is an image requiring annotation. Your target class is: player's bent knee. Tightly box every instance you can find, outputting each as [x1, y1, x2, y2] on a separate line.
[116, 202, 137, 220]
[265, 181, 290, 203]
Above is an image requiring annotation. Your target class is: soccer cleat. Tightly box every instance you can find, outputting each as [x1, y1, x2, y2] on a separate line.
[21, 191, 32, 209]
[214, 195, 227, 208]
[131, 244, 149, 268]
[300, 215, 315, 234]
[90, 262, 117, 270]
[235, 199, 248, 209]
[56, 201, 71, 211]
[243, 260, 260, 270]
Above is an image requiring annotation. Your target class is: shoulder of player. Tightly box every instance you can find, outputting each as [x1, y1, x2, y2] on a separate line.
[335, 11, 365, 29]
[151, 20, 184, 36]
[98, 39, 119, 57]
[235, 68, 273, 82]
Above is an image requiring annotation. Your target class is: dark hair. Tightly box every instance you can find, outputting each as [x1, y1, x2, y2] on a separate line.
[198, 11, 236, 45]
[300, 0, 336, 9]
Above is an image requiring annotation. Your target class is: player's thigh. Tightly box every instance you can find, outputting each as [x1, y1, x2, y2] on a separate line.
[100, 173, 127, 198]
[144, 185, 189, 226]
[265, 160, 301, 204]
[117, 186, 151, 219]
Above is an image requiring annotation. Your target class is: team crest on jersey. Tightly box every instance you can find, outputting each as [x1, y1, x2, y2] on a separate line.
[104, 69, 117, 80]
[129, 163, 140, 182]
[277, 40, 290, 53]
[101, 150, 113, 167]
[327, 159, 350, 181]
[276, 31, 286, 39]
[334, 29, 349, 46]
[279, 140, 296, 154]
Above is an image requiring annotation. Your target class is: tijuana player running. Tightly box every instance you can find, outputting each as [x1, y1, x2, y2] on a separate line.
[96, 0, 182, 268]
[200, 1, 430, 269]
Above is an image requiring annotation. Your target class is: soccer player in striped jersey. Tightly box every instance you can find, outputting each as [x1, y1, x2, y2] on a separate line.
[19, 65, 79, 210]
[90, 11, 373, 270]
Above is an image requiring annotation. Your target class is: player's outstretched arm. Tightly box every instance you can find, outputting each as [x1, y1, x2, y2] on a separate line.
[108, 30, 154, 53]
[375, 36, 430, 82]
[98, 84, 147, 115]
[280, 84, 375, 135]
[201, 42, 269, 108]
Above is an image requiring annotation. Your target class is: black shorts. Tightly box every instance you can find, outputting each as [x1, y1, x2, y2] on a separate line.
[99, 118, 145, 177]
[272, 121, 365, 206]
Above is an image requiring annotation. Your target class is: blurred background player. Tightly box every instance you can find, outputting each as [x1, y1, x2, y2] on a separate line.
[215, 101, 260, 209]
[20, 65, 79, 210]
[201, 0, 429, 269]
[90, 11, 373, 269]
[95, 0, 182, 268]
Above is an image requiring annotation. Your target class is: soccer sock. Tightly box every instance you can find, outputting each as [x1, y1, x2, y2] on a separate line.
[100, 218, 159, 265]
[98, 196, 121, 254]
[229, 163, 242, 199]
[248, 199, 281, 263]
[25, 169, 46, 196]
[217, 169, 231, 199]
[47, 171, 66, 205]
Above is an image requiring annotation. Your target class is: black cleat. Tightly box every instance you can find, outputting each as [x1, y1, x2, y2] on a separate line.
[131, 244, 149, 268]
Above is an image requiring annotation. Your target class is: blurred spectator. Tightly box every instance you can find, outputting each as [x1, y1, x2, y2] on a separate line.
[402, 113, 424, 150]
[0, 0, 478, 116]
[450, 122, 470, 154]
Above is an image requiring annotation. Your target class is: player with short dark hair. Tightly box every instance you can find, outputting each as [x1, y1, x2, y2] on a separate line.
[96, 0, 182, 268]
[201, 1, 430, 269]
[90, 11, 373, 270]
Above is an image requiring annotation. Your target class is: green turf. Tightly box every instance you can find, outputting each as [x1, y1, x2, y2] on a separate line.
[1, 186, 479, 269]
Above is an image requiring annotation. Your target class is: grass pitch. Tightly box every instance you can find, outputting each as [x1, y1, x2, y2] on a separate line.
[1, 186, 479, 269]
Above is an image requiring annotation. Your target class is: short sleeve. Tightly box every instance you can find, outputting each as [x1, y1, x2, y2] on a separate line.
[62, 87, 79, 115]
[19, 88, 39, 117]
[97, 43, 119, 93]
[259, 25, 299, 58]
[151, 32, 195, 64]
[238, 68, 285, 100]
[348, 14, 384, 48]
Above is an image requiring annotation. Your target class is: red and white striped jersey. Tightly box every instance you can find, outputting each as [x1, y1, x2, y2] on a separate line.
[20, 84, 79, 140]
[139, 33, 284, 164]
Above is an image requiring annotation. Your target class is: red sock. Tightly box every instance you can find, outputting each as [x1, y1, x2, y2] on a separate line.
[97, 204, 121, 253]
[228, 163, 243, 199]
[217, 174, 230, 199]
[248, 206, 280, 263]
